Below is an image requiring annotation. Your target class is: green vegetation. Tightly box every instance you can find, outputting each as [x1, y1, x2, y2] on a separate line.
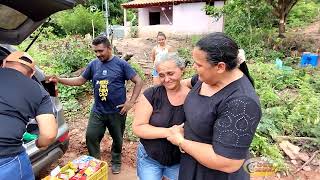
[85, 0, 129, 25]
[54, 5, 105, 36]
[125, 115, 139, 142]
[287, 0, 320, 28]
[129, 61, 146, 81]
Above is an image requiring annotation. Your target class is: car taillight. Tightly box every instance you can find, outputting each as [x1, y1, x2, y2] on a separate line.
[58, 131, 69, 143]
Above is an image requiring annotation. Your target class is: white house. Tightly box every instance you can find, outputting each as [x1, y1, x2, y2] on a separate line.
[121, 0, 225, 37]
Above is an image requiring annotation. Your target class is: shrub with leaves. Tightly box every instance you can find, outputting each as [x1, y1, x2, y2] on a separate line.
[40, 36, 93, 75]
[287, 0, 320, 28]
[129, 61, 145, 81]
[250, 134, 287, 171]
[178, 47, 193, 67]
[35, 36, 94, 111]
[124, 115, 139, 141]
[129, 26, 138, 38]
[54, 5, 105, 36]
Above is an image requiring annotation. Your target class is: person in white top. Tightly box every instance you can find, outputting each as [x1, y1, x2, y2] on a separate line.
[150, 32, 173, 85]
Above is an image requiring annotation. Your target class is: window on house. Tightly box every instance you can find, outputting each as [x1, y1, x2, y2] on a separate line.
[206, 1, 215, 6]
[149, 12, 160, 25]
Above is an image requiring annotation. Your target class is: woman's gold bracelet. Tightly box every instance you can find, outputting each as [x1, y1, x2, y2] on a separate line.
[178, 137, 185, 153]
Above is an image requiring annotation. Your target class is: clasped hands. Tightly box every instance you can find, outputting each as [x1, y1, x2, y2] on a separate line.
[167, 123, 185, 146]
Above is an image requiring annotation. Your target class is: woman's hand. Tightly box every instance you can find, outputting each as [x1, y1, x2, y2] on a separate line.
[167, 123, 184, 146]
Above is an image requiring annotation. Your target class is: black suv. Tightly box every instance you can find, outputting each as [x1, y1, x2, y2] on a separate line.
[0, 0, 77, 177]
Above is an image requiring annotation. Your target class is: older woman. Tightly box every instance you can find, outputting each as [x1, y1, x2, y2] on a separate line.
[167, 32, 261, 180]
[133, 53, 189, 180]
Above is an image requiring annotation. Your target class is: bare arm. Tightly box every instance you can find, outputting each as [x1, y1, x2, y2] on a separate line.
[129, 75, 143, 103]
[179, 139, 245, 173]
[118, 74, 143, 115]
[180, 78, 192, 89]
[57, 76, 87, 86]
[133, 95, 170, 139]
[150, 47, 156, 63]
[35, 114, 58, 148]
[167, 45, 175, 52]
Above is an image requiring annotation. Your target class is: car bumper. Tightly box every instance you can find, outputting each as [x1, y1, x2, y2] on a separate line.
[32, 140, 69, 176]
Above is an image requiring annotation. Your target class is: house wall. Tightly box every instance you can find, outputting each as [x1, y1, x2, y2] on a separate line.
[138, 7, 173, 26]
[138, 8, 149, 26]
[213, 1, 224, 31]
[160, 7, 173, 25]
[136, 1, 224, 38]
[173, 2, 223, 34]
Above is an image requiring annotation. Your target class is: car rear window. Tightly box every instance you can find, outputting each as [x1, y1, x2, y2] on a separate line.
[0, 4, 27, 30]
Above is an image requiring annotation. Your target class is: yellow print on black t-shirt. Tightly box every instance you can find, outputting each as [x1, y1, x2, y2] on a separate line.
[98, 80, 109, 101]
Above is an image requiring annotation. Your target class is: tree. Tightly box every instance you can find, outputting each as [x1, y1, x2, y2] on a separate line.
[86, 0, 128, 25]
[266, 0, 299, 37]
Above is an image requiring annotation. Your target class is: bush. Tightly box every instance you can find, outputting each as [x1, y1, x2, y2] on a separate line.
[38, 36, 93, 75]
[129, 61, 145, 80]
[32, 36, 93, 106]
[177, 47, 193, 67]
[124, 115, 139, 141]
[129, 26, 138, 38]
[127, 9, 138, 26]
[252, 64, 320, 139]
[250, 61, 320, 168]
[18, 40, 51, 67]
[250, 62, 302, 91]
[61, 98, 81, 116]
[250, 134, 287, 171]
[54, 5, 105, 36]
[287, 0, 320, 28]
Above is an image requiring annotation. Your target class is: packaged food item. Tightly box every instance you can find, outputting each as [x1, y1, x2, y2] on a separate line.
[84, 167, 94, 177]
[57, 173, 69, 180]
[72, 155, 94, 165]
[45, 155, 104, 180]
[42, 176, 62, 180]
[69, 176, 86, 180]
[70, 169, 86, 180]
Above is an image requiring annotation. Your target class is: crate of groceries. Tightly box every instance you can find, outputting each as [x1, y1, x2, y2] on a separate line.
[42, 155, 108, 180]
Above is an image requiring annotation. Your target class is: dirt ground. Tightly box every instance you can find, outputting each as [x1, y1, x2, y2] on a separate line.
[294, 20, 320, 48]
[113, 37, 192, 75]
[41, 22, 320, 179]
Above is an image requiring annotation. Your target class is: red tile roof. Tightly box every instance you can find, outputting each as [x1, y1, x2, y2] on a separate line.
[122, 0, 208, 9]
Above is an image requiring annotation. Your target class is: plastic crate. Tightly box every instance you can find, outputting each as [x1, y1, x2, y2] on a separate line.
[87, 161, 108, 180]
[43, 160, 108, 180]
[62, 161, 108, 180]
[300, 53, 319, 67]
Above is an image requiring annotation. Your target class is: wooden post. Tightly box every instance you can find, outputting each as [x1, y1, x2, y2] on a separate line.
[124, 8, 127, 26]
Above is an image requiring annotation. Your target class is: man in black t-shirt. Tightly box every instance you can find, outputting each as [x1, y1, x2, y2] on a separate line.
[0, 51, 58, 180]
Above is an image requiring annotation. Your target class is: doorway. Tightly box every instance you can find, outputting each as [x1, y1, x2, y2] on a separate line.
[149, 12, 160, 25]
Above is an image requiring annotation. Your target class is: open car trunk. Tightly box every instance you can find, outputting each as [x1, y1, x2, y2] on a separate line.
[23, 120, 39, 144]
[0, 0, 76, 44]
[23, 80, 59, 144]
